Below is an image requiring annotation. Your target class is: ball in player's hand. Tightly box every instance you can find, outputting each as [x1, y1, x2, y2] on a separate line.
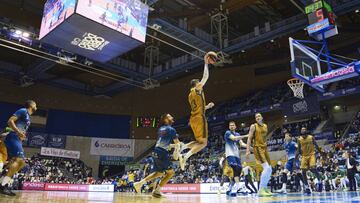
[205, 51, 218, 64]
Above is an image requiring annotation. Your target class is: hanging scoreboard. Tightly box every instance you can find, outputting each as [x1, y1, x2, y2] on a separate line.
[305, 0, 336, 38]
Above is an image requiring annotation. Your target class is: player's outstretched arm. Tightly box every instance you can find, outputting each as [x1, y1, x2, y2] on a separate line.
[229, 134, 247, 141]
[196, 55, 209, 90]
[239, 139, 247, 149]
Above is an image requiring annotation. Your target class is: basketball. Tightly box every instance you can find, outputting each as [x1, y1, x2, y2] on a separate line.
[205, 51, 218, 64]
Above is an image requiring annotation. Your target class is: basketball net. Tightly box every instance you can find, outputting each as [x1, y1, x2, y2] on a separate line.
[287, 78, 304, 99]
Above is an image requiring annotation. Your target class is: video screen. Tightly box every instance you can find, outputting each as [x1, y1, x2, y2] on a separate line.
[39, 0, 76, 39]
[76, 0, 149, 42]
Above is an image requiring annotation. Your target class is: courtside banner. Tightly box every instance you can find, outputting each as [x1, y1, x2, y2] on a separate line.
[199, 183, 258, 194]
[161, 184, 200, 193]
[90, 138, 134, 157]
[45, 183, 89, 192]
[88, 185, 114, 192]
[22, 182, 45, 190]
[41, 147, 80, 159]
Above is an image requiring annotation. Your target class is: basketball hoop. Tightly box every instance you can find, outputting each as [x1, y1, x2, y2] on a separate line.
[287, 78, 304, 99]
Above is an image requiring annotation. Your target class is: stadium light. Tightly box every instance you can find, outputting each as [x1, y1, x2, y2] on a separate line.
[15, 30, 22, 35]
[22, 32, 30, 38]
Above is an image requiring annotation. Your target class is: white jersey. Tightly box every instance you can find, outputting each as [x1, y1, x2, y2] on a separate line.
[224, 130, 240, 158]
[243, 166, 250, 175]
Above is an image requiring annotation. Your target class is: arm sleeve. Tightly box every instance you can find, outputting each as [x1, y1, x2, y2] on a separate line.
[13, 109, 25, 119]
[199, 63, 209, 86]
[224, 131, 230, 142]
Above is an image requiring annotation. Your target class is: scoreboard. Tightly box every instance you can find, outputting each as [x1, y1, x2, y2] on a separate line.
[305, 0, 336, 38]
[136, 117, 160, 128]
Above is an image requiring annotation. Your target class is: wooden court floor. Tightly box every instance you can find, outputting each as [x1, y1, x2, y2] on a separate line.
[0, 191, 359, 203]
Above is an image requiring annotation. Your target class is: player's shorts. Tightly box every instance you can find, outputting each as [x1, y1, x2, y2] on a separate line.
[253, 146, 271, 165]
[4, 132, 24, 158]
[152, 147, 172, 172]
[226, 156, 242, 177]
[285, 158, 300, 172]
[189, 115, 208, 141]
[300, 154, 316, 169]
[0, 140, 8, 163]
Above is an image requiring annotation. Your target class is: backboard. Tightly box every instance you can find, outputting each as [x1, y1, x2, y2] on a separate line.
[289, 37, 324, 91]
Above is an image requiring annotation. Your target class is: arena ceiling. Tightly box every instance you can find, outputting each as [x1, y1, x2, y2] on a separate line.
[0, 0, 359, 96]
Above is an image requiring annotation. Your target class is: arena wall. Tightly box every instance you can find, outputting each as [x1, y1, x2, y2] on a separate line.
[23, 137, 156, 178]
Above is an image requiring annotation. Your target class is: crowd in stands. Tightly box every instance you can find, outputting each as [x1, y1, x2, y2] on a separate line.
[271, 133, 360, 192]
[272, 116, 321, 139]
[209, 83, 290, 117]
[265, 116, 321, 151]
[10, 154, 93, 189]
[170, 132, 224, 184]
[349, 111, 360, 134]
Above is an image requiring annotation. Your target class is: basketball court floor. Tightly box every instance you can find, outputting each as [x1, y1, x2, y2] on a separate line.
[0, 191, 359, 203]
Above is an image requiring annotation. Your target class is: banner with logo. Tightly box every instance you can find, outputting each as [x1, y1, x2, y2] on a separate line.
[46, 184, 87, 192]
[88, 185, 114, 192]
[47, 134, 66, 149]
[41, 147, 80, 159]
[22, 182, 45, 190]
[100, 156, 133, 166]
[27, 132, 48, 148]
[90, 138, 134, 157]
[282, 96, 320, 117]
[160, 184, 201, 193]
[98, 156, 129, 178]
[200, 182, 259, 194]
[23, 183, 114, 192]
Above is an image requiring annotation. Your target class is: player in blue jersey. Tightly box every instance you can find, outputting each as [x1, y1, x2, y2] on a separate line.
[0, 100, 37, 196]
[224, 121, 248, 196]
[134, 113, 181, 198]
[277, 130, 298, 193]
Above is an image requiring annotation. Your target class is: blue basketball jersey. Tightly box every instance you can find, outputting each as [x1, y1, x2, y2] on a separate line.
[12, 108, 31, 133]
[224, 130, 240, 158]
[155, 125, 178, 150]
[285, 140, 297, 160]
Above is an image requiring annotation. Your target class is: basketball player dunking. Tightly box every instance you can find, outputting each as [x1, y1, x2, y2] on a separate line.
[246, 113, 273, 197]
[177, 52, 216, 170]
